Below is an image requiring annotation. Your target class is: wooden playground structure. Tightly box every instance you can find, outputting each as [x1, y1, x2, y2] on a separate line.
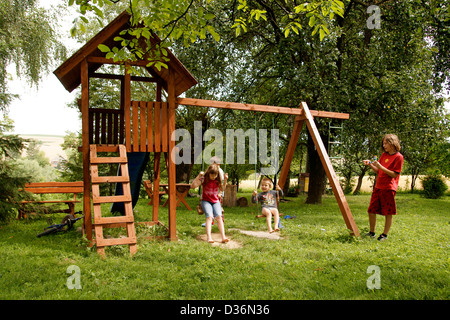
[54, 11, 359, 256]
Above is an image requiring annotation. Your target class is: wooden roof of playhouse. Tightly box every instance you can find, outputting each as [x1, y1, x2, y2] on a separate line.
[54, 10, 198, 97]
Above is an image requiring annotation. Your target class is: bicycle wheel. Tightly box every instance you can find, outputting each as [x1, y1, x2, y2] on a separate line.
[61, 214, 75, 230]
[37, 226, 59, 237]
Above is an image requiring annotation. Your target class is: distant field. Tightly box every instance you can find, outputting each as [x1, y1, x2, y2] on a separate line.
[19, 134, 67, 161]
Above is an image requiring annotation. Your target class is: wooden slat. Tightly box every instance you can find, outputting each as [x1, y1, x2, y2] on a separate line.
[96, 236, 137, 247]
[24, 187, 84, 194]
[88, 110, 94, 144]
[154, 101, 161, 152]
[21, 200, 80, 204]
[101, 112, 107, 144]
[90, 156, 128, 164]
[107, 112, 113, 144]
[147, 101, 153, 152]
[161, 102, 168, 152]
[25, 182, 83, 187]
[92, 195, 131, 204]
[93, 216, 134, 225]
[94, 111, 100, 143]
[91, 176, 130, 183]
[95, 145, 119, 153]
[140, 101, 146, 152]
[113, 113, 119, 144]
[132, 101, 139, 152]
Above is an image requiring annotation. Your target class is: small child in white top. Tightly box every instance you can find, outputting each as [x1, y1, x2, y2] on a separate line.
[251, 178, 284, 233]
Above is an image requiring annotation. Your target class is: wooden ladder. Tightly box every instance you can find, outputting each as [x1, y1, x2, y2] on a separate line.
[90, 144, 137, 256]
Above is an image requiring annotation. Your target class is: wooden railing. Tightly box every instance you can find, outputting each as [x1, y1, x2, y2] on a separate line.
[88, 101, 169, 153]
[128, 101, 168, 153]
[89, 108, 124, 145]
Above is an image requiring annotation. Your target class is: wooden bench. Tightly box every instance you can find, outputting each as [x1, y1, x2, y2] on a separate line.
[143, 180, 166, 206]
[18, 181, 84, 219]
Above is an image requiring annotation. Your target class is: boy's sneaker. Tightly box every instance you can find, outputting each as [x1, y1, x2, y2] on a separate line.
[377, 233, 388, 241]
[365, 231, 376, 238]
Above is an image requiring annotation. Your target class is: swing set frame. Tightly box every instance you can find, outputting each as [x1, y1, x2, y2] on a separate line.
[179, 98, 360, 237]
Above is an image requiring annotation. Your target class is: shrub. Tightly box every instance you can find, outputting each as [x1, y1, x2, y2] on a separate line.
[421, 175, 448, 199]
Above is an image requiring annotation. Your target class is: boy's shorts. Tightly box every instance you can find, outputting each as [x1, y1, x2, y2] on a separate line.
[368, 188, 397, 216]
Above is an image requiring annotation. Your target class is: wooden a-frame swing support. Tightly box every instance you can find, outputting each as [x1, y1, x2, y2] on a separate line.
[177, 98, 360, 237]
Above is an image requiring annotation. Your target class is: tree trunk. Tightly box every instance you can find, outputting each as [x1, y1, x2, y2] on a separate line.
[305, 130, 327, 204]
[353, 166, 369, 195]
[353, 172, 365, 195]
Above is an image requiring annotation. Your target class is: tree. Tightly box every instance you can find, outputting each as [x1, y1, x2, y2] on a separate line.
[0, 118, 29, 221]
[0, 0, 66, 221]
[1, 0, 66, 111]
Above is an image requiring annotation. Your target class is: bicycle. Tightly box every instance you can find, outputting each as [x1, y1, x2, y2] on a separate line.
[37, 211, 84, 237]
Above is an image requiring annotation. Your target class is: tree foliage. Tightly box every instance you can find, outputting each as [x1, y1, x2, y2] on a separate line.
[0, 0, 66, 112]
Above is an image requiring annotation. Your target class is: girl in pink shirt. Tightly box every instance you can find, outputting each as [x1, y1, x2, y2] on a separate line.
[191, 164, 229, 244]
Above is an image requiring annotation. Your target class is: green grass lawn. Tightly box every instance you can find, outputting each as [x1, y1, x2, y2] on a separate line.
[0, 192, 448, 301]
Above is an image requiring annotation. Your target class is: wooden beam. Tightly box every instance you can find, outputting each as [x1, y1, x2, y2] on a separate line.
[278, 118, 304, 190]
[301, 102, 360, 237]
[87, 56, 150, 67]
[81, 59, 93, 244]
[152, 153, 161, 223]
[177, 97, 349, 119]
[167, 68, 178, 241]
[124, 64, 131, 152]
[89, 72, 160, 83]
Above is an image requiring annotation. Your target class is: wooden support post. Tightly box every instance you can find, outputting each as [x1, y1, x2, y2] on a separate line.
[81, 59, 92, 243]
[300, 102, 360, 237]
[152, 152, 161, 222]
[167, 68, 177, 241]
[278, 116, 304, 190]
[124, 64, 131, 152]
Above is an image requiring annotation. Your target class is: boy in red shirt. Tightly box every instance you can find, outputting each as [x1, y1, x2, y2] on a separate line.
[363, 134, 404, 241]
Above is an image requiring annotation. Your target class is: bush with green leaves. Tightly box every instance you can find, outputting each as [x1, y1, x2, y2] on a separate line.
[421, 175, 448, 199]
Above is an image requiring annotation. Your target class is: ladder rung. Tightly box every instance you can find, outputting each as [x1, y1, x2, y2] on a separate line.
[90, 157, 128, 164]
[96, 236, 137, 247]
[94, 216, 134, 225]
[91, 176, 130, 184]
[93, 195, 131, 204]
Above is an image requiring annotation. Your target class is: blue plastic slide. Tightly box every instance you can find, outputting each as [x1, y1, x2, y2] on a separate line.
[110, 152, 150, 214]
